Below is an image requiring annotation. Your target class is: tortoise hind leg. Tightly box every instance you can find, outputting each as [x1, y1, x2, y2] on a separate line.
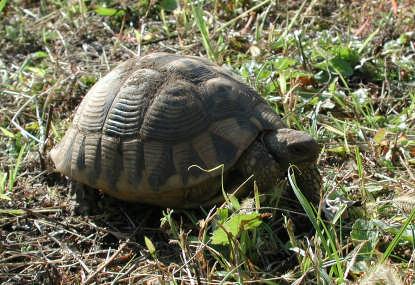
[69, 181, 100, 215]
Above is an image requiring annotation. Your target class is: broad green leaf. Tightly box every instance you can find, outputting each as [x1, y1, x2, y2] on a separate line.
[326, 146, 348, 155]
[228, 195, 240, 210]
[256, 69, 272, 80]
[26, 66, 46, 78]
[80, 75, 97, 86]
[0, 127, 14, 138]
[350, 219, 379, 258]
[373, 128, 386, 144]
[0, 0, 8, 13]
[144, 236, 156, 255]
[25, 122, 39, 132]
[211, 213, 262, 245]
[314, 46, 358, 78]
[334, 46, 359, 65]
[273, 57, 297, 70]
[160, 0, 177, 11]
[32, 51, 48, 59]
[330, 57, 353, 77]
[94, 7, 125, 17]
[217, 208, 229, 222]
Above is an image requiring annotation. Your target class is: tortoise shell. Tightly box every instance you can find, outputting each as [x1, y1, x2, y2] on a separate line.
[50, 52, 286, 206]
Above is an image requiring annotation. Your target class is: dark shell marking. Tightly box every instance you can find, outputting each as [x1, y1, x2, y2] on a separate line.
[50, 52, 285, 202]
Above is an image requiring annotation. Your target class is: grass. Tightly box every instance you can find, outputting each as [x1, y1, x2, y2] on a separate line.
[1, 0, 415, 284]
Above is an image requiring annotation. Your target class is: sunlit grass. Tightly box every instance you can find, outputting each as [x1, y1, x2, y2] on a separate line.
[0, 0, 414, 283]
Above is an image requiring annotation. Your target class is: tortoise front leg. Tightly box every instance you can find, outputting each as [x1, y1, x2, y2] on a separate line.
[290, 164, 322, 206]
[181, 141, 284, 209]
[234, 140, 286, 202]
[69, 181, 100, 215]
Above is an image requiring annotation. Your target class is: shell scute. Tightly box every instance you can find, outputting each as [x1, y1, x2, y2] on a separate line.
[140, 81, 209, 142]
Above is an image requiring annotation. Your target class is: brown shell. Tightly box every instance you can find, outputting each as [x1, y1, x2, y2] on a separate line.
[50, 52, 285, 204]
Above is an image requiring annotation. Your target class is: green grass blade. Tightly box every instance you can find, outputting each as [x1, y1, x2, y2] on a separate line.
[216, 0, 271, 34]
[0, 171, 7, 194]
[287, 167, 325, 246]
[8, 144, 27, 192]
[191, 3, 217, 61]
[358, 27, 380, 54]
[381, 207, 415, 263]
[281, 0, 307, 39]
[0, 0, 8, 13]
[0, 208, 25, 215]
[288, 167, 345, 281]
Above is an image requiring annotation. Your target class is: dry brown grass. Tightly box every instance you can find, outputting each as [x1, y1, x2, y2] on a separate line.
[1, 0, 415, 284]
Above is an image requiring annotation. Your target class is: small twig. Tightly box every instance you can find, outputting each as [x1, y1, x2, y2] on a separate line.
[36, 98, 45, 148]
[39, 105, 52, 170]
[23, 210, 94, 240]
[83, 241, 128, 284]
[21, 8, 38, 19]
[33, 10, 59, 27]
[33, 220, 91, 274]
[240, 12, 256, 35]
[137, 21, 146, 57]
[11, 94, 42, 143]
[215, 0, 272, 33]
[110, 254, 142, 285]
[102, 48, 110, 71]
[55, 29, 68, 57]
[143, 32, 179, 46]
[118, 43, 137, 57]
[399, 153, 415, 182]
[3, 263, 36, 284]
[343, 242, 366, 280]
[179, 231, 196, 285]
[24, 208, 62, 214]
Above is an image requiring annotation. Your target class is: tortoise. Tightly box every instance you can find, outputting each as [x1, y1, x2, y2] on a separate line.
[50, 52, 321, 211]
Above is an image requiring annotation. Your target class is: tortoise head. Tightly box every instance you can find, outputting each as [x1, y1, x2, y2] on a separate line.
[263, 128, 320, 167]
[263, 128, 321, 203]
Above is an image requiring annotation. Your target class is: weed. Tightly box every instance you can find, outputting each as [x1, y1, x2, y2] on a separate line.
[1, 0, 415, 284]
